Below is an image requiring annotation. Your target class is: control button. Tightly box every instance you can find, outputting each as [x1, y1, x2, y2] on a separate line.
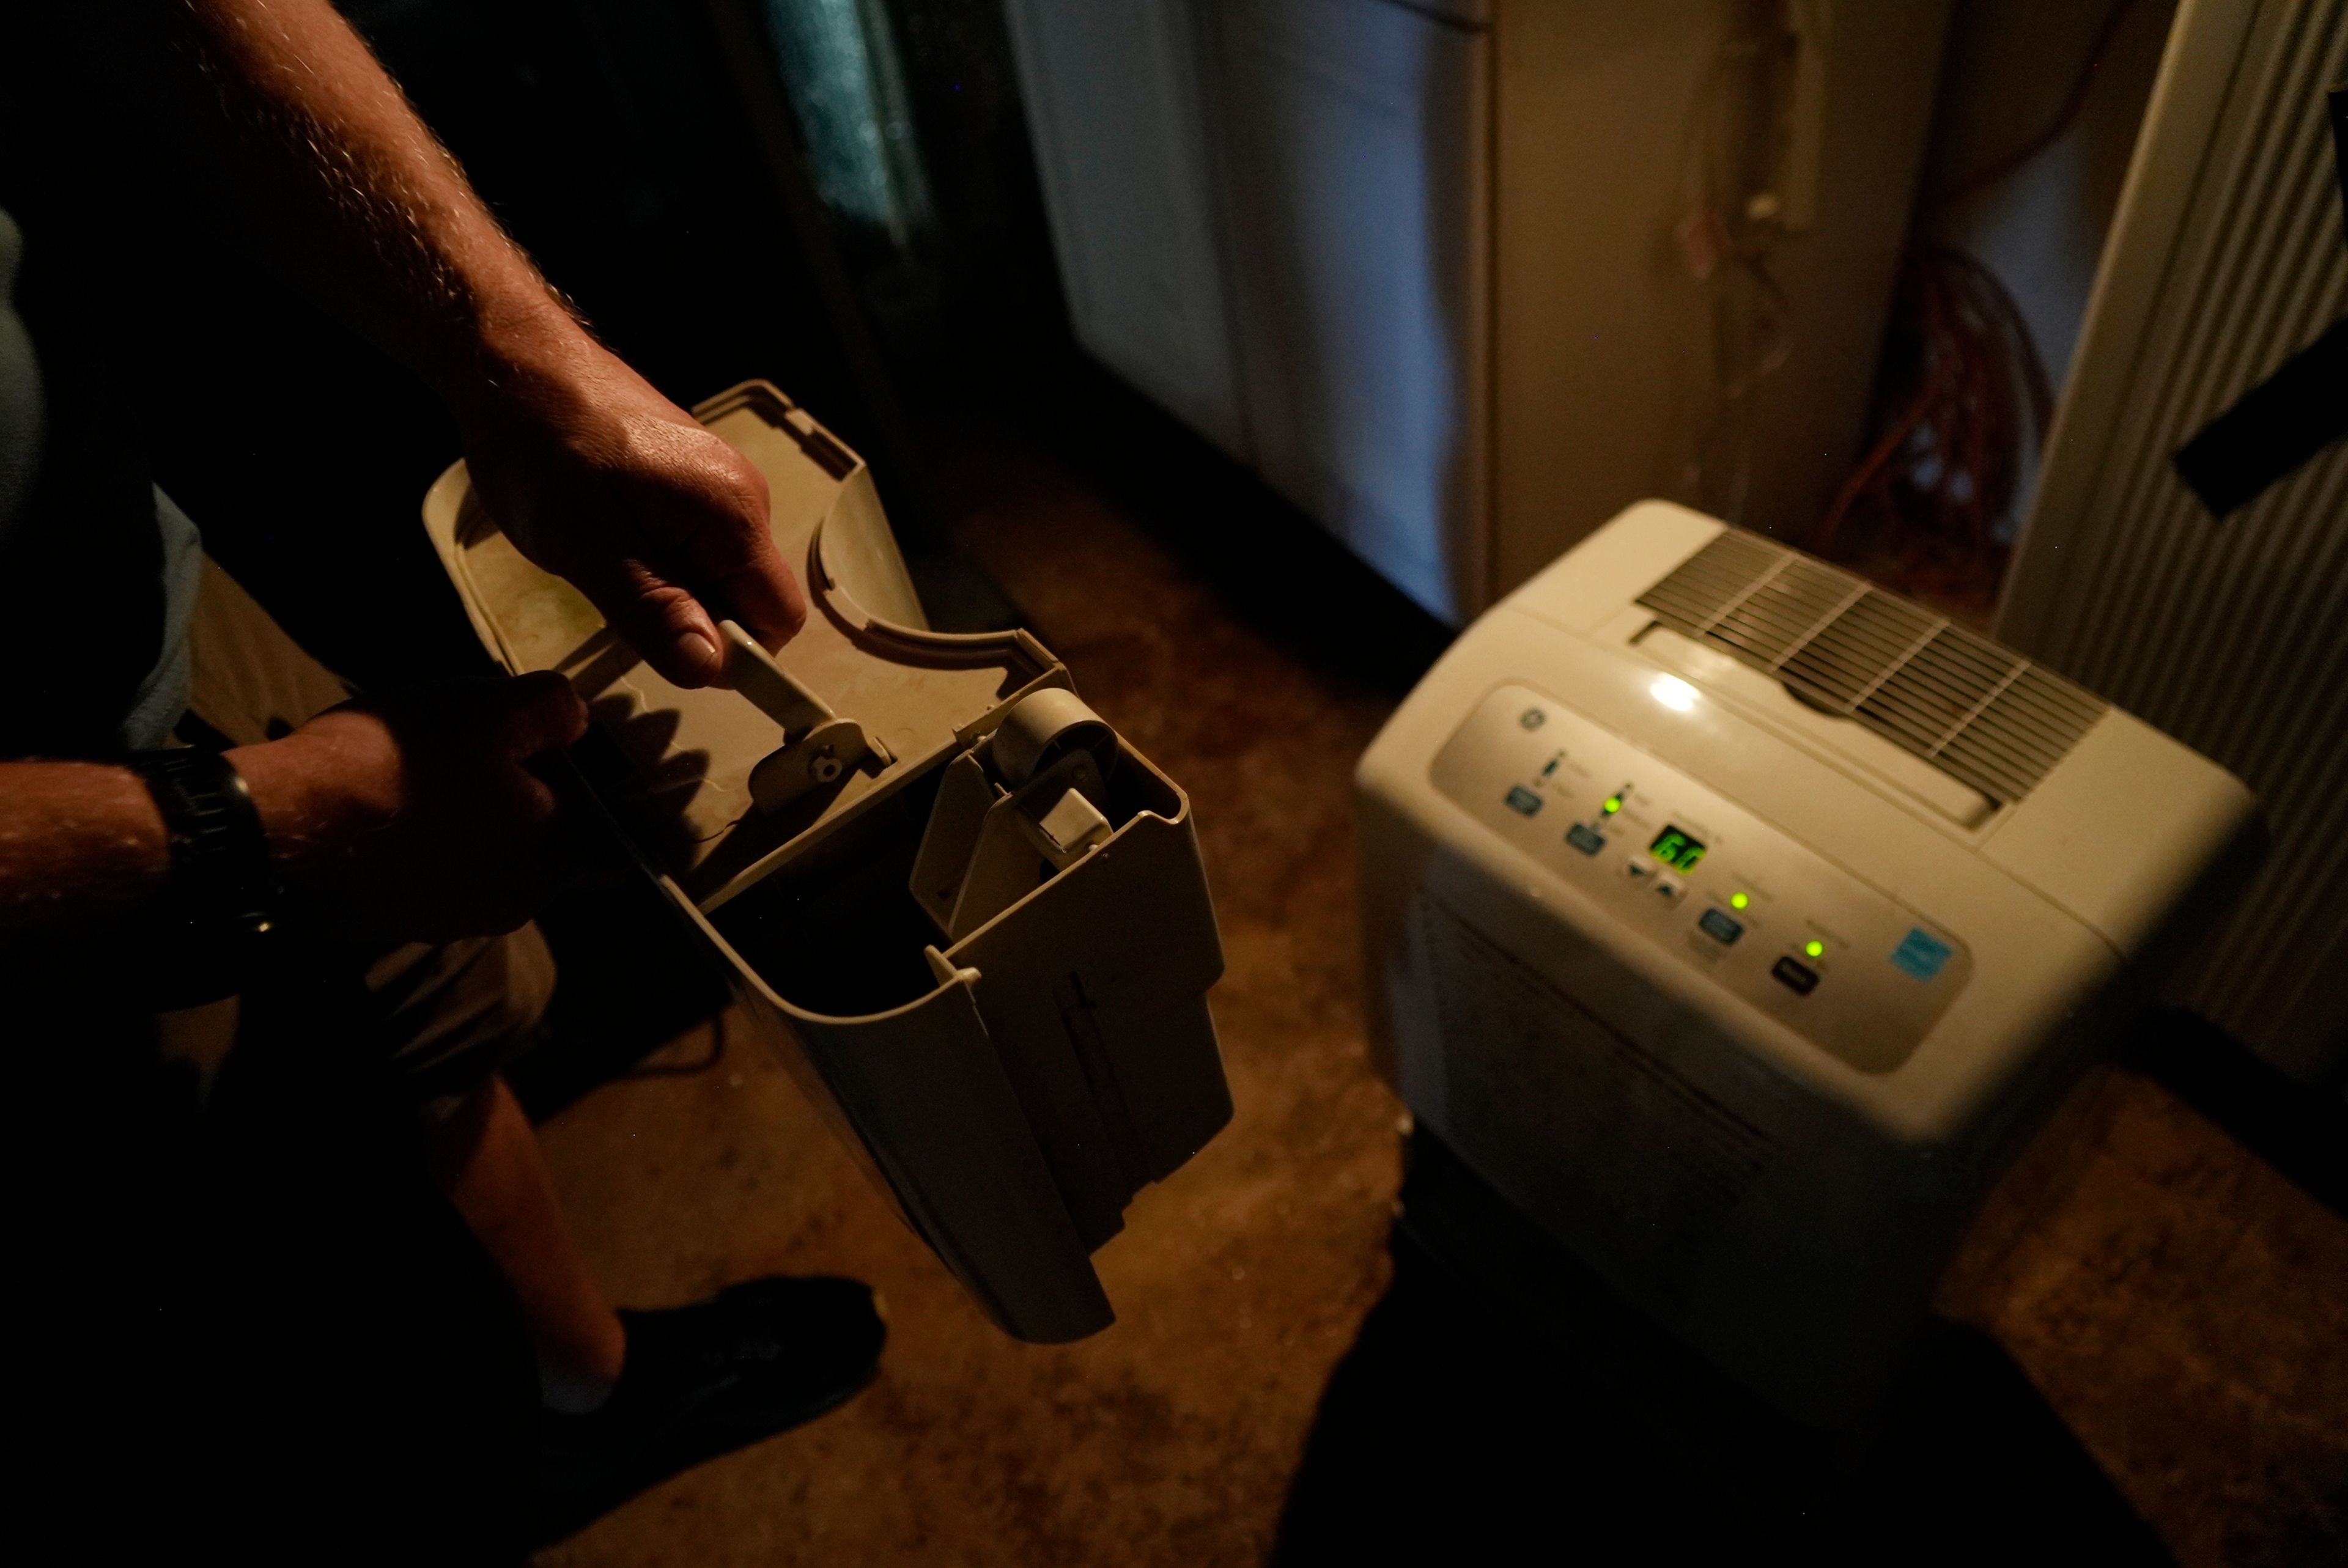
[1625, 860, 1654, 880]
[1520, 708, 1547, 731]
[1697, 907, 1744, 945]
[1566, 823, 1606, 856]
[1654, 877, 1683, 901]
[1891, 927, 1953, 981]
[1505, 786, 1543, 817]
[1771, 956, 1820, 995]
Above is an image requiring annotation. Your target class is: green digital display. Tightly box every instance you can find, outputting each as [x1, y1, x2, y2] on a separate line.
[1649, 825, 1708, 871]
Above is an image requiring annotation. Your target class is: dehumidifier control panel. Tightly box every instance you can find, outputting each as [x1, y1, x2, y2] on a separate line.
[1430, 684, 1971, 1073]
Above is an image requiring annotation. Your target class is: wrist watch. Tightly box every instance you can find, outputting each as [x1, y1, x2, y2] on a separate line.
[126, 748, 286, 1009]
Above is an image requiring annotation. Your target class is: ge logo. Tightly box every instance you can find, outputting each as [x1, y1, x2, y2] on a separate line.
[1519, 709, 1546, 731]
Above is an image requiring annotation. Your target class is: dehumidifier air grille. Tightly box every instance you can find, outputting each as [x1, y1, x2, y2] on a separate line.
[1637, 530, 2106, 803]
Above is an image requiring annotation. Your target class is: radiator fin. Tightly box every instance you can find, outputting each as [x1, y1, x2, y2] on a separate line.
[1638, 530, 2106, 803]
[2002, 0, 2348, 1072]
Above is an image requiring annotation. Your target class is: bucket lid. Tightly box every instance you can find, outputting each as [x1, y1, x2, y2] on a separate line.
[422, 380, 1068, 909]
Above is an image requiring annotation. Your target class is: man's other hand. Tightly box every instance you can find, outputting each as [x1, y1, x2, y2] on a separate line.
[230, 674, 591, 947]
[455, 343, 808, 689]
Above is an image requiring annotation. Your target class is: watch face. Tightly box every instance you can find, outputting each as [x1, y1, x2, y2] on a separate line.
[128, 748, 283, 1008]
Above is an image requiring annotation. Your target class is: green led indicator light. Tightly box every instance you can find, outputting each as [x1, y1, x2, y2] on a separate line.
[1804, 939, 1826, 959]
[1603, 795, 1622, 814]
[1730, 892, 1750, 910]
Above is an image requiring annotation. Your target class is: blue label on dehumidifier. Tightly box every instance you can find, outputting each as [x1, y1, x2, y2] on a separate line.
[1891, 927, 1952, 980]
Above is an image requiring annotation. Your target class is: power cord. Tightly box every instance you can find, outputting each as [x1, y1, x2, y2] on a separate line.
[1809, 0, 2141, 595]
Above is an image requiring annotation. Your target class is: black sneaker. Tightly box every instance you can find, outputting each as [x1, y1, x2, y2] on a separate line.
[534, 1274, 885, 1545]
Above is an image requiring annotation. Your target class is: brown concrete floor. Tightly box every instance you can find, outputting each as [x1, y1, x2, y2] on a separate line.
[533, 417, 2348, 1566]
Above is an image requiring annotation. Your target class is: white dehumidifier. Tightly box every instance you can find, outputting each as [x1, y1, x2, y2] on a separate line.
[1357, 501, 2258, 1431]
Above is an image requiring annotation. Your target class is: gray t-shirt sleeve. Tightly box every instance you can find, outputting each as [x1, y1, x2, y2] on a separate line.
[0, 201, 201, 754]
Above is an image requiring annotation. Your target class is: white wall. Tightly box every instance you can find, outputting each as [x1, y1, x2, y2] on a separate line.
[1918, 0, 2177, 394]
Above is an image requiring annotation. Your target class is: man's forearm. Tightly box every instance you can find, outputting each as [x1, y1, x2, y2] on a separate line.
[51, 1, 585, 413]
[0, 763, 171, 949]
[1, 670, 591, 958]
[16, 1, 808, 688]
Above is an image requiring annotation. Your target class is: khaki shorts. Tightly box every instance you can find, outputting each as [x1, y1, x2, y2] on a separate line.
[182, 558, 554, 1101]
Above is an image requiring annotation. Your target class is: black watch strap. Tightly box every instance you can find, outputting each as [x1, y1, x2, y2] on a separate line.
[127, 747, 285, 1009]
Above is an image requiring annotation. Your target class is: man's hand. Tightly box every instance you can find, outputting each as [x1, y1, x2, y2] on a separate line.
[230, 674, 590, 947]
[455, 341, 808, 690]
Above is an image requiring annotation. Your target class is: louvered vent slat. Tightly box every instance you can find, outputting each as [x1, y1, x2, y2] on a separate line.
[1928, 637, 2018, 686]
[2003, 671, 2104, 729]
[1861, 687, 1971, 741]
[1648, 559, 1757, 604]
[1955, 733, 2056, 784]
[1641, 531, 1784, 628]
[1915, 633, 2017, 688]
[1944, 723, 2061, 778]
[1879, 661, 1999, 723]
[1781, 641, 1881, 705]
[1960, 711, 2069, 765]
[1636, 528, 2107, 803]
[1973, 700, 2089, 756]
